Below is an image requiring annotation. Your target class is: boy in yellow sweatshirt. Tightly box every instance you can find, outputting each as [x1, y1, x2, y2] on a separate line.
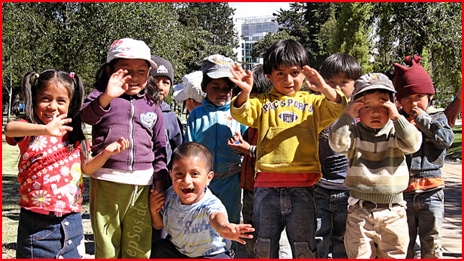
[230, 39, 347, 258]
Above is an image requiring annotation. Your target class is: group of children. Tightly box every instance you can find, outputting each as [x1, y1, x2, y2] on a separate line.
[5, 37, 454, 259]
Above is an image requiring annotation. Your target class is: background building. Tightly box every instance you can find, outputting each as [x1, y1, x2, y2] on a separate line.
[234, 16, 280, 70]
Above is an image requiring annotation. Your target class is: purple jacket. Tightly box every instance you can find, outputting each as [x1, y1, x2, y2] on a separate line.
[80, 89, 168, 182]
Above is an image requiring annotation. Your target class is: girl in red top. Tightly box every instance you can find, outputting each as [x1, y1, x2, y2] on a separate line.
[5, 70, 128, 258]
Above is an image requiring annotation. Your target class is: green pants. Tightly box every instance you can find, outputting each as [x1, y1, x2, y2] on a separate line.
[90, 178, 152, 258]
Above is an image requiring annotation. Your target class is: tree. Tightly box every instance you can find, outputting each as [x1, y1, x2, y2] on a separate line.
[251, 30, 297, 60]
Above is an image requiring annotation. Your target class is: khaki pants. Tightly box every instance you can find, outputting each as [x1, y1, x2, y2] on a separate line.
[344, 203, 409, 258]
[90, 178, 152, 258]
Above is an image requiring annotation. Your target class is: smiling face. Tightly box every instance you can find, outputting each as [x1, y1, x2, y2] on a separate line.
[34, 81, 71, 124]
[113, 59, 150, 96]
[358, 91, 392, 129]
[266, 65, 305, 96]
[170, 155, 214, 205]
[204, 78, 233, 106]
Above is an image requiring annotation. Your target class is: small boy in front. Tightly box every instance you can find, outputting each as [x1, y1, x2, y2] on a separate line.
[328, 73, 422, 258]
[230, 39, 348, 258]
[394, 55, 454, 258]
[149, 142, 254, 258]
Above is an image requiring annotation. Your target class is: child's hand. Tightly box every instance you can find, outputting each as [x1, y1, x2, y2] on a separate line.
[106, 69, 132, 98]
[220, 223, 255, 245]
[302, 66, 331, 93]
[104, 137, 129, 156]
[381, 99, 401, 121]
[45, 114, 73, 136]
[229, 64, 253, 95]
[149, 189, 165, 213]
[345, 97, 365, 119]
[227, 132, 249, 154]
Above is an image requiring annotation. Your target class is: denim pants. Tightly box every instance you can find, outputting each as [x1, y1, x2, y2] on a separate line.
[16, 208, 83, 258]
[404, 188, 444, 258]
[314, 186, 349, 258]
[242, 189, 256, 258]
[209, 173, 241, 252]
[253, 187, 316, 258]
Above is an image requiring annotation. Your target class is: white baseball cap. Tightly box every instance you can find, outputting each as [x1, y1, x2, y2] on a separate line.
[106, 38, 157, 69]
[173, 71, 205, 103]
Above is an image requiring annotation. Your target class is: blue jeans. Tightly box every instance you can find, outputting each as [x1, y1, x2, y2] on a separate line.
[16, 208, 83, 258]
[404, 188, 444, 258]
[314, 186, 349, 258]
[209, 173, 241, 252]
[253, 187, 316, 258]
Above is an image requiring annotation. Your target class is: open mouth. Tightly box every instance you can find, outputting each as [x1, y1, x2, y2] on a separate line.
[181, 188, 195, 194]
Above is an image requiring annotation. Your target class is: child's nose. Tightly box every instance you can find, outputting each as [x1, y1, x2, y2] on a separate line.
[48, 101, 58, 110]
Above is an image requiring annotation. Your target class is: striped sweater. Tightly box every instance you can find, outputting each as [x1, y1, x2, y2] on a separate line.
[328, 114, 422, 204]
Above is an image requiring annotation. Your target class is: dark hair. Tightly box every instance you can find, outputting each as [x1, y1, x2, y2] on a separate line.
[21, 69, 88, 159]
[320, 53, 362, 81]
[200, 73, 235, 96]
[171, 142, 213, 172]
[93, 59, 160, 106]
[251, 64, 272, 94]
[263, 39, 310, 75]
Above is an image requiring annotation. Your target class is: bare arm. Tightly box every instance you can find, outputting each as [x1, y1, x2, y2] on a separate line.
[209, 211, 254, 245]
[82, 137, 129, 175]
[4, 114, 72, 138]
[302, 66, 341, 103]
[149, 189, 165, 230]
[444, 88, 462, 127]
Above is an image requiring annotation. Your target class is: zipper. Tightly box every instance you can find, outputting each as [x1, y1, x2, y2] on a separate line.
[129, 98, 135, 171]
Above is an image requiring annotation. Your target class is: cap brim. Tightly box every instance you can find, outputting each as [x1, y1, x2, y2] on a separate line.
[356, 85, 396, 97]
[173, 89, 188, 102]
[148, 60, 157, 69]
[207, 70, 233, 79]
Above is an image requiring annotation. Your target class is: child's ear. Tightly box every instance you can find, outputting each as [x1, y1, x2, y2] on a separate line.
[206, 171, 214, 185]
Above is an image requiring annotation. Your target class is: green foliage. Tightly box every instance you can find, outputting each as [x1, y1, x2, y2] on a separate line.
[2, 2, 237, 106]
[251, 30, 297, 61]
[269, 2, 461, 107]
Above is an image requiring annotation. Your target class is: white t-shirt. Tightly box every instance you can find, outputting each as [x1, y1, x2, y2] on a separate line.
[161, 186, 231, 257]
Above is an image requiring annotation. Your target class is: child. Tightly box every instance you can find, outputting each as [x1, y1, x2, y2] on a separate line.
[314, 53, 361, 258]
[230, 39, 348, 258]
[328, 73, 422, 258]
[227, 64, 272, 258]
[149, 142, 255, 258]
[150, 55, 183, 165]
[4, 70, 129, 258]
[183, 54, 248, 253]
[173, 70, 205, 113]
[80, 38, 168, 258]
[393, 55, 454, 258]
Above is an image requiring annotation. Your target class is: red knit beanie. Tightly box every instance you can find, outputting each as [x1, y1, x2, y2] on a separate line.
[393, 55, 435, 101]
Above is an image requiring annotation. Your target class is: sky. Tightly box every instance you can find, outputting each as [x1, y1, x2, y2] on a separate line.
[228, 2, 291, 19]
